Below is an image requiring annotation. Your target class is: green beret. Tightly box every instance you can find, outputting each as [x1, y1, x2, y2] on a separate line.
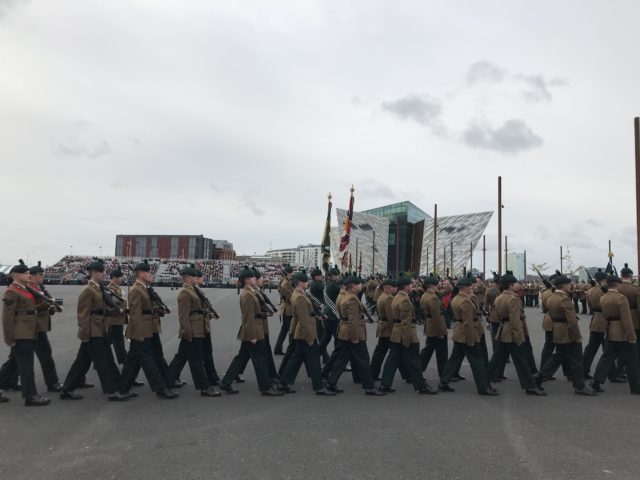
[283, 264, 294, 274]
[396, 277, 412, 287]
[456, 275, 474, 287]
[29, 261, 44, 275]
[621, 263, 633, 276]
[310, 267, 323, 278]
[594, 268, 607, 281]
[381, 279, 397, 287]
[195, 269, 203, 278]
[238, 266, 255, 280]
[552, 274, 571, 286]
[87, 258, 105, 272]
[329, 267, 340, 276]
[134, 260, 151, 272]
[344, 275, 362, 286]
[180, 263, 198, 277]
[10, 259, 29, 274]
[110, 268, 123, 278]
[252, 268, 262, 279]
[422, 275, 439, 286]
[292, 271, 309, 283]
[500, 271, 518, 286]
[606, 274, 622, 285]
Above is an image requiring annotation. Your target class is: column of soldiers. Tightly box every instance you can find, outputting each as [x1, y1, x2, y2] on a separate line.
[4, 258, 640, 406]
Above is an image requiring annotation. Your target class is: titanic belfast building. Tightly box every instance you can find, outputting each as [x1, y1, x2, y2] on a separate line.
[330, 201, 492, 276]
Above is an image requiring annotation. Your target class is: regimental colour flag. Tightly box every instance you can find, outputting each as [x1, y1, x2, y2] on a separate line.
[339, 186, 355, 267]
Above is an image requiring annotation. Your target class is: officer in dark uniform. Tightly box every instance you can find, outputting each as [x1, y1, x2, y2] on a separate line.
[318, 267, 341, 364]
[308, 267, 327, 361]
[0, 260, 51, 405]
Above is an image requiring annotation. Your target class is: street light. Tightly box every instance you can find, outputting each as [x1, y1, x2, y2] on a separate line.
[69, 245, 73, 256]
[99, 246, 102, 257]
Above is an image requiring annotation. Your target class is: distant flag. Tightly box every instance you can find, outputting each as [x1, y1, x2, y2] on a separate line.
[339, 186, 355, 267]
[321, 193, 333, 274]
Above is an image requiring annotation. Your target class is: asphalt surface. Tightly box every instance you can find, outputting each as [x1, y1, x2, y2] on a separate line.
[1, 285, 639, 480]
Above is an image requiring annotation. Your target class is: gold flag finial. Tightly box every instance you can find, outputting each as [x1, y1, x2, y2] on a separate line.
[328, 192, 332, 201]
[350, 184, 355, 193]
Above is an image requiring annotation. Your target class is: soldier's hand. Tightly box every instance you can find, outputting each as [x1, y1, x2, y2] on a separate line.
[250, 338, 257, 345]
[351, 340, 359, 344]
[308, 341, 314, 346]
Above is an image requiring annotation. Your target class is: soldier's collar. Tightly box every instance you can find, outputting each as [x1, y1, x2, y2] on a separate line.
[11, 282, 27, 290]
[134, 280, 147, 288]
[397, 290, 409, 296]
[88, 279, 100, 289]
[183, 284, 193, 289]
[608, 288, 619, 292]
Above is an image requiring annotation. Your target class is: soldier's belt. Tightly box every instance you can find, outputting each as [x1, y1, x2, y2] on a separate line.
[591, 308, 602, 312]
[551, 317, 566, 323]
[142, 309, 153, 314]
[189, 310, 204, 315]
[15, 309, 36, 315]
[499, 317, 510, 322]
[90, 309, 105, 314]
[254, 315, 263, 319]
[606, 317, 621, 322]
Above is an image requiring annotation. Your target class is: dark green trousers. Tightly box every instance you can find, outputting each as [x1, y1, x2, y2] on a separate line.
[490, 323, 506, 377]
[326, 341, 375, 390]
[120, 338, 168, 392]
[381, 342, 426, 390]
[279, 340, 324, 391]
[222, 340, 271, 391]
[166, 338, 209, 390]
[370, 336, 409, 380]
[594, 340, 640, 393]
[420, 336, 448, 377]
[539, 342, 586, 389]
[203, 333, 222, 385]
[487, 341, 536, 389]
[274, 315, 292, 354]
[0, 341, 37, 399]
[108, 325, 127, 364]
[63, 337, 121, 394]
[441, 342, 489, 393]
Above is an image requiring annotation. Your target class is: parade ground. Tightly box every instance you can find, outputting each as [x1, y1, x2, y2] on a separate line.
[1, 285, 639, 480]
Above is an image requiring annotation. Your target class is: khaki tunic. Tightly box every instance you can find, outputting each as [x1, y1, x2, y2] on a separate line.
[541, 288, 555, 331]
[2, 284, 39, 345]
[618, 282, 640, 330]
[420, 291, 446, 338]
[601, 290, 637, 342]
[126, 281, 155, 341]
[474, 283, 487, 311]
[29, 283, 53, 332]
[177, 285, 205, 340]
[365, 279, 379, 300]
[494, 290, 526, 345]
[586, 285, 606, 332]
[292, 289, 316, 344]
[389, 291, 419, 347]
[547, 291, 581, 344]
[375, 292, 394, 338]
[238, 287, 264, 342]
[107, 282, 127, 326]
[77, 281, 109, 341]
[337, 292, 366, 342]
[484, 286, 500, 324]
[279, 278, 294, 317]
[253, 287, 270, 337]
[451, 292, 480, 346]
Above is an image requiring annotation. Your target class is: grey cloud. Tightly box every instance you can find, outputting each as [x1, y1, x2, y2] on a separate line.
[466, 60, 506, 84]
[516, 74, 568, 103]
[0, 0, 27, 19]
[462, 118, 543, 154]
[534, 225, 550, 240]
[54, 138, 113, 158]
[110, 180, 129, 190]
[358, 179, 397, 201]
[244, 198, 266, 216]
[586, 218, 603, 228]
[381, 94, 446, 135]
[208, 182, 222, 194]
[560, 224, 595, 249]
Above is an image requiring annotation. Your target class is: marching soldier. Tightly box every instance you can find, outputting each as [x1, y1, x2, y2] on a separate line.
[583, 269, 612, 379]
[486, 272, 546, 395]
[59, 259, 131, 402]
[419, 275, 448, 380]
[119, 260, 178, 399]
[194, 268, 223, 386]
[590, 275, 640, 394]
[318, 267, 341, 363]
[618, 263, 640, 364]
[165, 265, 221, 397]
[325, 276, 385, 396]
[28, 261, 62, 393]
[370, 279, 397, 380]
[380, 277, 437, 394]
[273, 265, 294, 355]
[484, 273, 506, 380]
[539, 270, 570, 379]
[473, 276, 486, 315]
[365, 276, 380, 316]
[0, 260, 51, 405]
[535, 274, 596, 395]
[219, 267, 282, 396]
[107, 268, 128, 365]
[309, 267, 327, 360]
[438, 275, 497, 396]
[277, 271, 334, 396]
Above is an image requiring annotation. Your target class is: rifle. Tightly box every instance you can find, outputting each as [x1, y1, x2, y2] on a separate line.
[99, 283, 125, 315]
[305, 291, 328, 322]
[583, 267, 596, 287]
[194, 286, 220, 319]
[148, 286, 171, 314]
[532, 267, 552, 289]
[262, 291, 278, 313]
[255, 288, 276, 316]
[27, 285, 63, 313]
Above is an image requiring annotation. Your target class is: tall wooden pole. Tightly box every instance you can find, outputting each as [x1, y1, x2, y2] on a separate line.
[482, 235, 486, 279]
[635, 117, 640, 277]
[504, 236, 508, 271]
[560, 246, 563, 274]
[470, 242, 473, 273]
[524, 250, 527, 281]
[433, 204, 438, 274]
[355, 237, 359, 275]
[372, 230, 376, 275]
[450, 240, 454, 277]
[426, 247, 429, 275]
[498, 176, 503, 274]
[443, 245, 447, 275]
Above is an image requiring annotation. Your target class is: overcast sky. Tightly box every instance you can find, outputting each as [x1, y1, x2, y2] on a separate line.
[1, 0, 639, 273]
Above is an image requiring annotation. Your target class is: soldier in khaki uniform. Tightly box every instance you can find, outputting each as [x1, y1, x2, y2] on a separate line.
[365, 276, 380, 315]
[60, 259, 130, 401]
[473, 276, 486, 315]
[277, 271, 334, 396]
[219, 267, 282, 396]
[380, 277, 437, 394]
[420, 275, 448, 379]
[536, 275, 596, 395]
[539, 271, 569, 379]
[0, 260, 50, 405]
[486, 272, 546, 395]
[325, 276, 385, 395]
[194, 269, 223, 386]
[439, 275, 497, 396]
[165, 265, 220, 397]
[119, 261, 178, 399]
[591, 275, 640, 394]
[273, 265, 294, 355]
[28, 261, 62, 393]
[484, 274, 505, 379]
[618, 263, 640, 365]
[106, 268, 128, 365]
[583, 269, 612, 379]
[369, 279, 397, 380]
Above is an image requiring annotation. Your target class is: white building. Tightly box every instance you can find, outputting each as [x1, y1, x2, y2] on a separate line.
[506, 252, 526, 280]
[265, 244, 322, 267]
